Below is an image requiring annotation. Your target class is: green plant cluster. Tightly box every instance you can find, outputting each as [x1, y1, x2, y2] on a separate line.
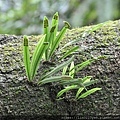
[23, 12, 102, 100]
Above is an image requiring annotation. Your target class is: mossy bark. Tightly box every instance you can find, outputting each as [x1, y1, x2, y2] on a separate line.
[0, 20, 120, 117]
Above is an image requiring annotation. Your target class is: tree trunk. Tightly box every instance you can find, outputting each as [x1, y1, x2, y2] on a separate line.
[0, 20, 120, 118]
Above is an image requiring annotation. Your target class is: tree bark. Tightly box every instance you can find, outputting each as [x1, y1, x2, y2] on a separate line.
[0, 20, 120, 118]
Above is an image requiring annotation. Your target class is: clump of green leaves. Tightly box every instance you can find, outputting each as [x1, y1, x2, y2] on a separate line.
[23, 12, 102, 101]
[23, 12, 71, 81]
[57, 58, 102, 100]
[57, 75, 101, 100]
[43, 12, 71, 61]
[40, 58, 102, 100]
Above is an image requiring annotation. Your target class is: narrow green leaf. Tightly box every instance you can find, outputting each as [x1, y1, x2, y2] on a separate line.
[61, 75, 72, 80]
[43, 16, 49, 60]
[59, 46, 79, 60]
[75, 59, 94, 73]
[78, 88, 102, 99]
[60, 38, 81, 50]
[52, 12, 59, 26]
[39, 75, 72, 85]
[60, 78, 84, 87]
[89, 23, 104, 33]
[83, 80, 98, 87]
[39, 76, 62, 85]
[57, 85, 78, 98]
[23, 36, 31, 81]
[49, 25, 56, 49]
[62, 65, 68, 75]
[69, 61, 75, 78]
[30, 35, 48, 81]
[43, 16, 49, 38]
[44, 12, 59, 60]
[82, 76, 92, 83]
[75, 87, 84, 99]
[41, 56, 74, 79]
[82, 23, 104, 37]
[64, 21, 71, 29]
[52, 12, 59, 37]
[46, 25, 56, 60]
[49, 21, 71, 58]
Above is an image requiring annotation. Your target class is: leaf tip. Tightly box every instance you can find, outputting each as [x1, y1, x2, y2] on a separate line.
[23, 35, 29, 46]
[63, 21, 71, 29]
[53, 12, 59, 20]
[44, 16, 49, 28]
[50, 25, 56, 32]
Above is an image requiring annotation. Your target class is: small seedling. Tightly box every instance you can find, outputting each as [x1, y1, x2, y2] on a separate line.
[23, 35, 48, 81]
[43, 12, 71, 61]
[23, 12, 73, 82]
[57, 61, 102, 100]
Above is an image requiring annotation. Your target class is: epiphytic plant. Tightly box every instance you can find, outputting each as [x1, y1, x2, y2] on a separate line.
[23, 12, 102, 101]
[23, 12, 74, 82]
[43, 12, 71, 61]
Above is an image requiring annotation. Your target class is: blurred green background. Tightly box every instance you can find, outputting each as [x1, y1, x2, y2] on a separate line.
[0, 0, 120, 35]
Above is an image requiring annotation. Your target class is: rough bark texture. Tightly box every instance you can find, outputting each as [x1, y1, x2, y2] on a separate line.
[0, 20, 120, 118]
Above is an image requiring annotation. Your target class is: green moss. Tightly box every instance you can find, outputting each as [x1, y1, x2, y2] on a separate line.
[9, 86, 26, 91]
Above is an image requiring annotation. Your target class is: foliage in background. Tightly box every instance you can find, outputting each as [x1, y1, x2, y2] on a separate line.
[0, 0, 120, 35]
